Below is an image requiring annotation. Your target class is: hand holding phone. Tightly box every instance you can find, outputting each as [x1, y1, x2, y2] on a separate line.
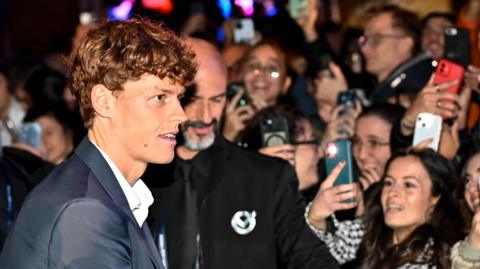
[324, 140, 355, 202]
[412, 113, 442, 151]
[227, 82, 251, 108]
[433, 59, 464, 96]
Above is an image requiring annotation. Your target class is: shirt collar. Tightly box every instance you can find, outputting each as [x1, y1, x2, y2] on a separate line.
[92, 141, 153, 226]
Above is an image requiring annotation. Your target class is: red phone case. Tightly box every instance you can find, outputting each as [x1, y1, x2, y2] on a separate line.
[433, 59, 464, 95]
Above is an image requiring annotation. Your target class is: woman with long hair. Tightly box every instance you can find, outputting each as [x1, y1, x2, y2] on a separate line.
[307, 149, 464, 268]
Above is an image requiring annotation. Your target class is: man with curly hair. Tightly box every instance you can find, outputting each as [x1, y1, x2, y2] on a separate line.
[0, 18, 196, 269]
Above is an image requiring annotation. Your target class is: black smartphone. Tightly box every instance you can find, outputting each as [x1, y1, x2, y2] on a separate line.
[227, 82, 251, 108]
[261, 117, 290, 147]
[444, 27, 470, 68]
[325, 139, 354, 202]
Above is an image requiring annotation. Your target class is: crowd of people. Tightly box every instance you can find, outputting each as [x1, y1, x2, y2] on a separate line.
[2, 0, 480, 268]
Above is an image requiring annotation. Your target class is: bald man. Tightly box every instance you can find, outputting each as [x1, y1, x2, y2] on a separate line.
[142, 38, 339, 269]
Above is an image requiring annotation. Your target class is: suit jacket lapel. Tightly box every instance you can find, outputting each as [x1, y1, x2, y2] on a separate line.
[75, 137, 163, 269]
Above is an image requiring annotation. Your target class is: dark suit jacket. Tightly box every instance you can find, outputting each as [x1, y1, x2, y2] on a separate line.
[0, 138, 163, 269]
[143, 137, 339, 269]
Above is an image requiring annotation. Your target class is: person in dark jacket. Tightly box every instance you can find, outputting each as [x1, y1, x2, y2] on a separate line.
[0, 146, 53, 248]
[142, 38, 339, 269]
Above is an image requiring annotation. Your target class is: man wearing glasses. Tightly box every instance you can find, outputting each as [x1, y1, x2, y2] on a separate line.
[359, 6, 436, 104]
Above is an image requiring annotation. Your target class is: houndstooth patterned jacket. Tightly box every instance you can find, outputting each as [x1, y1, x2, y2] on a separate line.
[305, 203, 437, 268]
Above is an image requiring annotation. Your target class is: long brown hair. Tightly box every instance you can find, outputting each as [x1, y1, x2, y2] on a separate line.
[356, 150, 464, 269]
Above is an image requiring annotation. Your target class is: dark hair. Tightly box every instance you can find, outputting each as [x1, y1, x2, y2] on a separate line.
[70, 18, 197, 128]
[367, 5, 422, 55]
[24, 66, 66, 108]
[422, 12, 456, 28]
[358, 103, 405, 127]
[356, 149, 464, 269]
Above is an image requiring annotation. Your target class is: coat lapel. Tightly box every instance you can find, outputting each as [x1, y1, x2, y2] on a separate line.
[75, 137, 163, 269]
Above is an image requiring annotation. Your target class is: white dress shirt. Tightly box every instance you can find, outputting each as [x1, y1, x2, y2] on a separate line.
[93, 142, 154, 227]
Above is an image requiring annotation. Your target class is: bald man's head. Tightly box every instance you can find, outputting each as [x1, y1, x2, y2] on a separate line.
[181, 38, 228, 152]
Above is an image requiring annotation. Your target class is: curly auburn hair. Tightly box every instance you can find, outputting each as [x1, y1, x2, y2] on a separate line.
[70, 18, 197, 128]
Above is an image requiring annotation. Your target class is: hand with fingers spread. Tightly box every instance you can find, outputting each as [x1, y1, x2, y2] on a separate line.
[464, 65, 480, 93]
[222, 89, 256, 141]
[259, 144, 296, 165]
[307, 162, 360, 230]
[400, 74, 460, 136]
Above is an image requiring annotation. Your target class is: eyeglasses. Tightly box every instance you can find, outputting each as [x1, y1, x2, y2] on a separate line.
[352, 137, 389, 152]
[292, 139, 319, 146]
[358, 33, 407, 48]
[244, 62, 281, 79]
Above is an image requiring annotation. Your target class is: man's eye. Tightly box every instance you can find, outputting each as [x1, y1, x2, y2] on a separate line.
[154, 95, 166, 102]
[178, 93, 185, 101]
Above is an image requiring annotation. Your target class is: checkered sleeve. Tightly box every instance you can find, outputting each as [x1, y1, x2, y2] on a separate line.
[305, 202, 365, 264]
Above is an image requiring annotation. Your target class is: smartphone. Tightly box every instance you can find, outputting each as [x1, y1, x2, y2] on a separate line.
[434, 59, 464, 95]
[19, 122, 42, 150]
[233, 18, 255, 44]
[412, 113, 442, 151]
[337, 90, 357, 108]
[325, 140, 354, 202]
[444, 27, 470, 68]
[289, 0, 309, 18]
[226, 82, 250, 108]
[261, 117, 290, 147]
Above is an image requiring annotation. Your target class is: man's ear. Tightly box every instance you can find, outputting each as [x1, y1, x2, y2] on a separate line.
[90, 84, 116, 119]
[281, 75, 292, 95]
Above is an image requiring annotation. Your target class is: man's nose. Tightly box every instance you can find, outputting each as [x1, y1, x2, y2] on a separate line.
[171, 99, 187, 124]
[198, 101, 213, 123]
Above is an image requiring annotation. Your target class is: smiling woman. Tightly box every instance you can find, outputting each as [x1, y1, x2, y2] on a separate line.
[307, 149, 465, 268]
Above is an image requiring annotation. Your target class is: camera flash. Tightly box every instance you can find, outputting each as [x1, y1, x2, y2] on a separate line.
[326, 143, 338, 158]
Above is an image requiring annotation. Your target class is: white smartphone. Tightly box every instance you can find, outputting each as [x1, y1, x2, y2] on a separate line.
[412, 113, 442, 151]
[233, 18, 255, 44]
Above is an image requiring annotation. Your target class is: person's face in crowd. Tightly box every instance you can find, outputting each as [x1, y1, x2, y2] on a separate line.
[421, 17, 453, 60]
[242, 44, 290, 106]
[182, 48, 227, 151]
[294, 118, 320, 187]
[0, 74, 10, 116]
[353, 115, 392, 177]
[37, 115, 73, 165]
[360, 12, 414, 81]
[464, 153, 480, 213]
[13, 87, 32, 111]
[381, 156, 439, 243]
[108, 74, 186, 164]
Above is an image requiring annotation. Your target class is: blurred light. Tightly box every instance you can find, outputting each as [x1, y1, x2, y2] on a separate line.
[108, 0, 135, 20]
[326, 143, 338, 158]
[264, 0, 277, 16]
[142, 0, 173, 14]
[217, 0, 232, 19]
[216, 26, 225, 42]
[234, 0, 254, 17]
